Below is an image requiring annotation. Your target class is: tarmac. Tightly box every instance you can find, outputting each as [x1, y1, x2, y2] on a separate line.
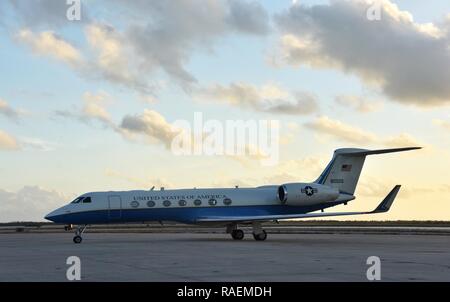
[1, 232, 449, 281]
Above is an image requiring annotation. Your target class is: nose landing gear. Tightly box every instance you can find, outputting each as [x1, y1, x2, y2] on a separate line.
[73, 225, 87, 244]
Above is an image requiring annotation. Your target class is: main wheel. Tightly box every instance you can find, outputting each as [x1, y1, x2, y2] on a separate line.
[253, 230, 267, 241]
[73, 235, 82, 244]
[231, 229, 244, 240]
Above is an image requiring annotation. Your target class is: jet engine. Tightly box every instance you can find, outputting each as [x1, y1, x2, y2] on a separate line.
[277, 183, 339, 206]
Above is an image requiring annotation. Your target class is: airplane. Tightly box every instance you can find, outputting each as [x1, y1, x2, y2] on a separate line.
[45, 146, 420, 243]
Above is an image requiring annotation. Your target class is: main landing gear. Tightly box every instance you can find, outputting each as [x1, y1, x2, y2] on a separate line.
[73, 225, 87, 244]
[226, 222, 268, 241]
[231, 229, 244, 240]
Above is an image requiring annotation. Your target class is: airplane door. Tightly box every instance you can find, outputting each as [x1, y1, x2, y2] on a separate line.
[108, 195, 122, 220]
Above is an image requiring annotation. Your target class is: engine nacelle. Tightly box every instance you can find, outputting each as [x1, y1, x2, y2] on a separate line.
[277, 183, 339, 206]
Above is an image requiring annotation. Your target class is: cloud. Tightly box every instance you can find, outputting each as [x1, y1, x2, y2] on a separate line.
[16, 29, 82, 66]
[266, 156, 323, 184]
[304, 116, 378, 144]
[280, 122, 301, 145]
[0, 130, 20, 150]
[225, 144, 275, 168]
[2, 0, 90, 29]
[54, 91, 115, 129]
[383, 133, 423, 148]
[119, 109, 182, 148]
[105, 169, 173, 189]
[433, 119, 450, 132]
[226, 0, 270, 35]
[19, 137, 58, 152]
[119, 0, 269, 89]
[304, 116, 423, 147]
[0, 130, 56, 152]
[196, 82, 319, 114]
[0, 98, 22, 120]
[9, 1, 269, 95]
[0, 186, 69, 222]
[80, 91, 113, 125]
[275, 0, 450, 106]
[84, 24, 155, 95]
[335, 95, 383, 113]
[55, 92, 184, 149]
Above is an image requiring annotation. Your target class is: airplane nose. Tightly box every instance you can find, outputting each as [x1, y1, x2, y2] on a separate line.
[45, 209, 59, 222]
[45, 212, 55, 221]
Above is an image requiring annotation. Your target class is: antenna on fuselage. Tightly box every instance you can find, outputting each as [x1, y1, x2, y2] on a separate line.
[150, 186, 155, 191]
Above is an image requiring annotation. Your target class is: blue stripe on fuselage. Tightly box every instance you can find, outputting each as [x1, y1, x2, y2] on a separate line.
[315, 155, 336, 184]
[47, 202, 344, 224]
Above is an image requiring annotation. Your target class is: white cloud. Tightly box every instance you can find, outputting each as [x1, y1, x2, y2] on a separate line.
[84, 24, 155, 95]
[433, 119, 450, 132]
[105, 169, 174, 189]
[0, 98, 22, 120]
[81, 91, 113, 125]
[9, 1, 269, 95]
[335, 95, 383, 113]
[0, 186, 69, 222]
[19, 137, 58, 152]
[119, 109, 182, 148]
[383, 133, 423, 148]
[304, 116, 424, 147]
[304, 116, 378, 144]
[196, 82, 319, 115]
[0, 130, 20, 150]
[16, 29, 82, 66]
[120, 0, 269, 89]
[3, 0, 90, 28]
[54, 91, 115, 129]
[275, 0, 450, 106]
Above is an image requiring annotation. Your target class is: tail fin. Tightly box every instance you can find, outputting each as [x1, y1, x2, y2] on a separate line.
[315, 147, 421, 195]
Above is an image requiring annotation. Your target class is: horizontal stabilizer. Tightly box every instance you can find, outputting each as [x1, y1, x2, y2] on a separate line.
[339, 147, 421, 156]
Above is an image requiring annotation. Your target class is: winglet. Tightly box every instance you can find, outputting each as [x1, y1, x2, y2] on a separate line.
[371, 185, 401, 213]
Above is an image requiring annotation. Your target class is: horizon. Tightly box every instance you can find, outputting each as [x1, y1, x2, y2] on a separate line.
[1, 0, 449, 222]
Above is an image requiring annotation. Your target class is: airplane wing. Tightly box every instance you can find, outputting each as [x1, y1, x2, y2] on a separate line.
[196, 185, 401, 223]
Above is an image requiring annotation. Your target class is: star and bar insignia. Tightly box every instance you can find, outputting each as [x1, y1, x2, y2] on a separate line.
[301, 186, 318, 196]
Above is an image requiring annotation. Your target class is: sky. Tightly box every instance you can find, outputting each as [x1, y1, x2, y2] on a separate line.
[0, 0, 449, 222]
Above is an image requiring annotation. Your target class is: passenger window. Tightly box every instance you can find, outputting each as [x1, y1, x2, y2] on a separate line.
[194, 199, 202, 206]
[147, 200, 155, 207]
[223, 198, 232, 205]
[178, 200, 187, 206]
[82, 197, 92, 203]
[163, 200, 171, 207]
[208, 198, 217, 206]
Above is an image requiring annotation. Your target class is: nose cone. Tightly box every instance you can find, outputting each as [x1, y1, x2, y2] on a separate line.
[45, 206, 68, 222]
[45, 209, 58, 222]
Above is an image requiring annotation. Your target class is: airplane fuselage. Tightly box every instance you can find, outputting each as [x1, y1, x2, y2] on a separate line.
[45, 184, 353, 225]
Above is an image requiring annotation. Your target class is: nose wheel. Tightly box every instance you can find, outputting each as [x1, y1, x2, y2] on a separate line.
[73, 225, 87, 244]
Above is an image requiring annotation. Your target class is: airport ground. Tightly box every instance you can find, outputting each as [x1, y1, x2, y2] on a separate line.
[1, 223, 449, 281]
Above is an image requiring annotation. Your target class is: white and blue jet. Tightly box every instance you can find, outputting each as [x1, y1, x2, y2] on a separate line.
[45, 147, 420, 243]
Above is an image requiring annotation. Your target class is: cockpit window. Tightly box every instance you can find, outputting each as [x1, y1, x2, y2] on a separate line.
[82, 197, 92, 203]
[71, 197, 84, 204]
